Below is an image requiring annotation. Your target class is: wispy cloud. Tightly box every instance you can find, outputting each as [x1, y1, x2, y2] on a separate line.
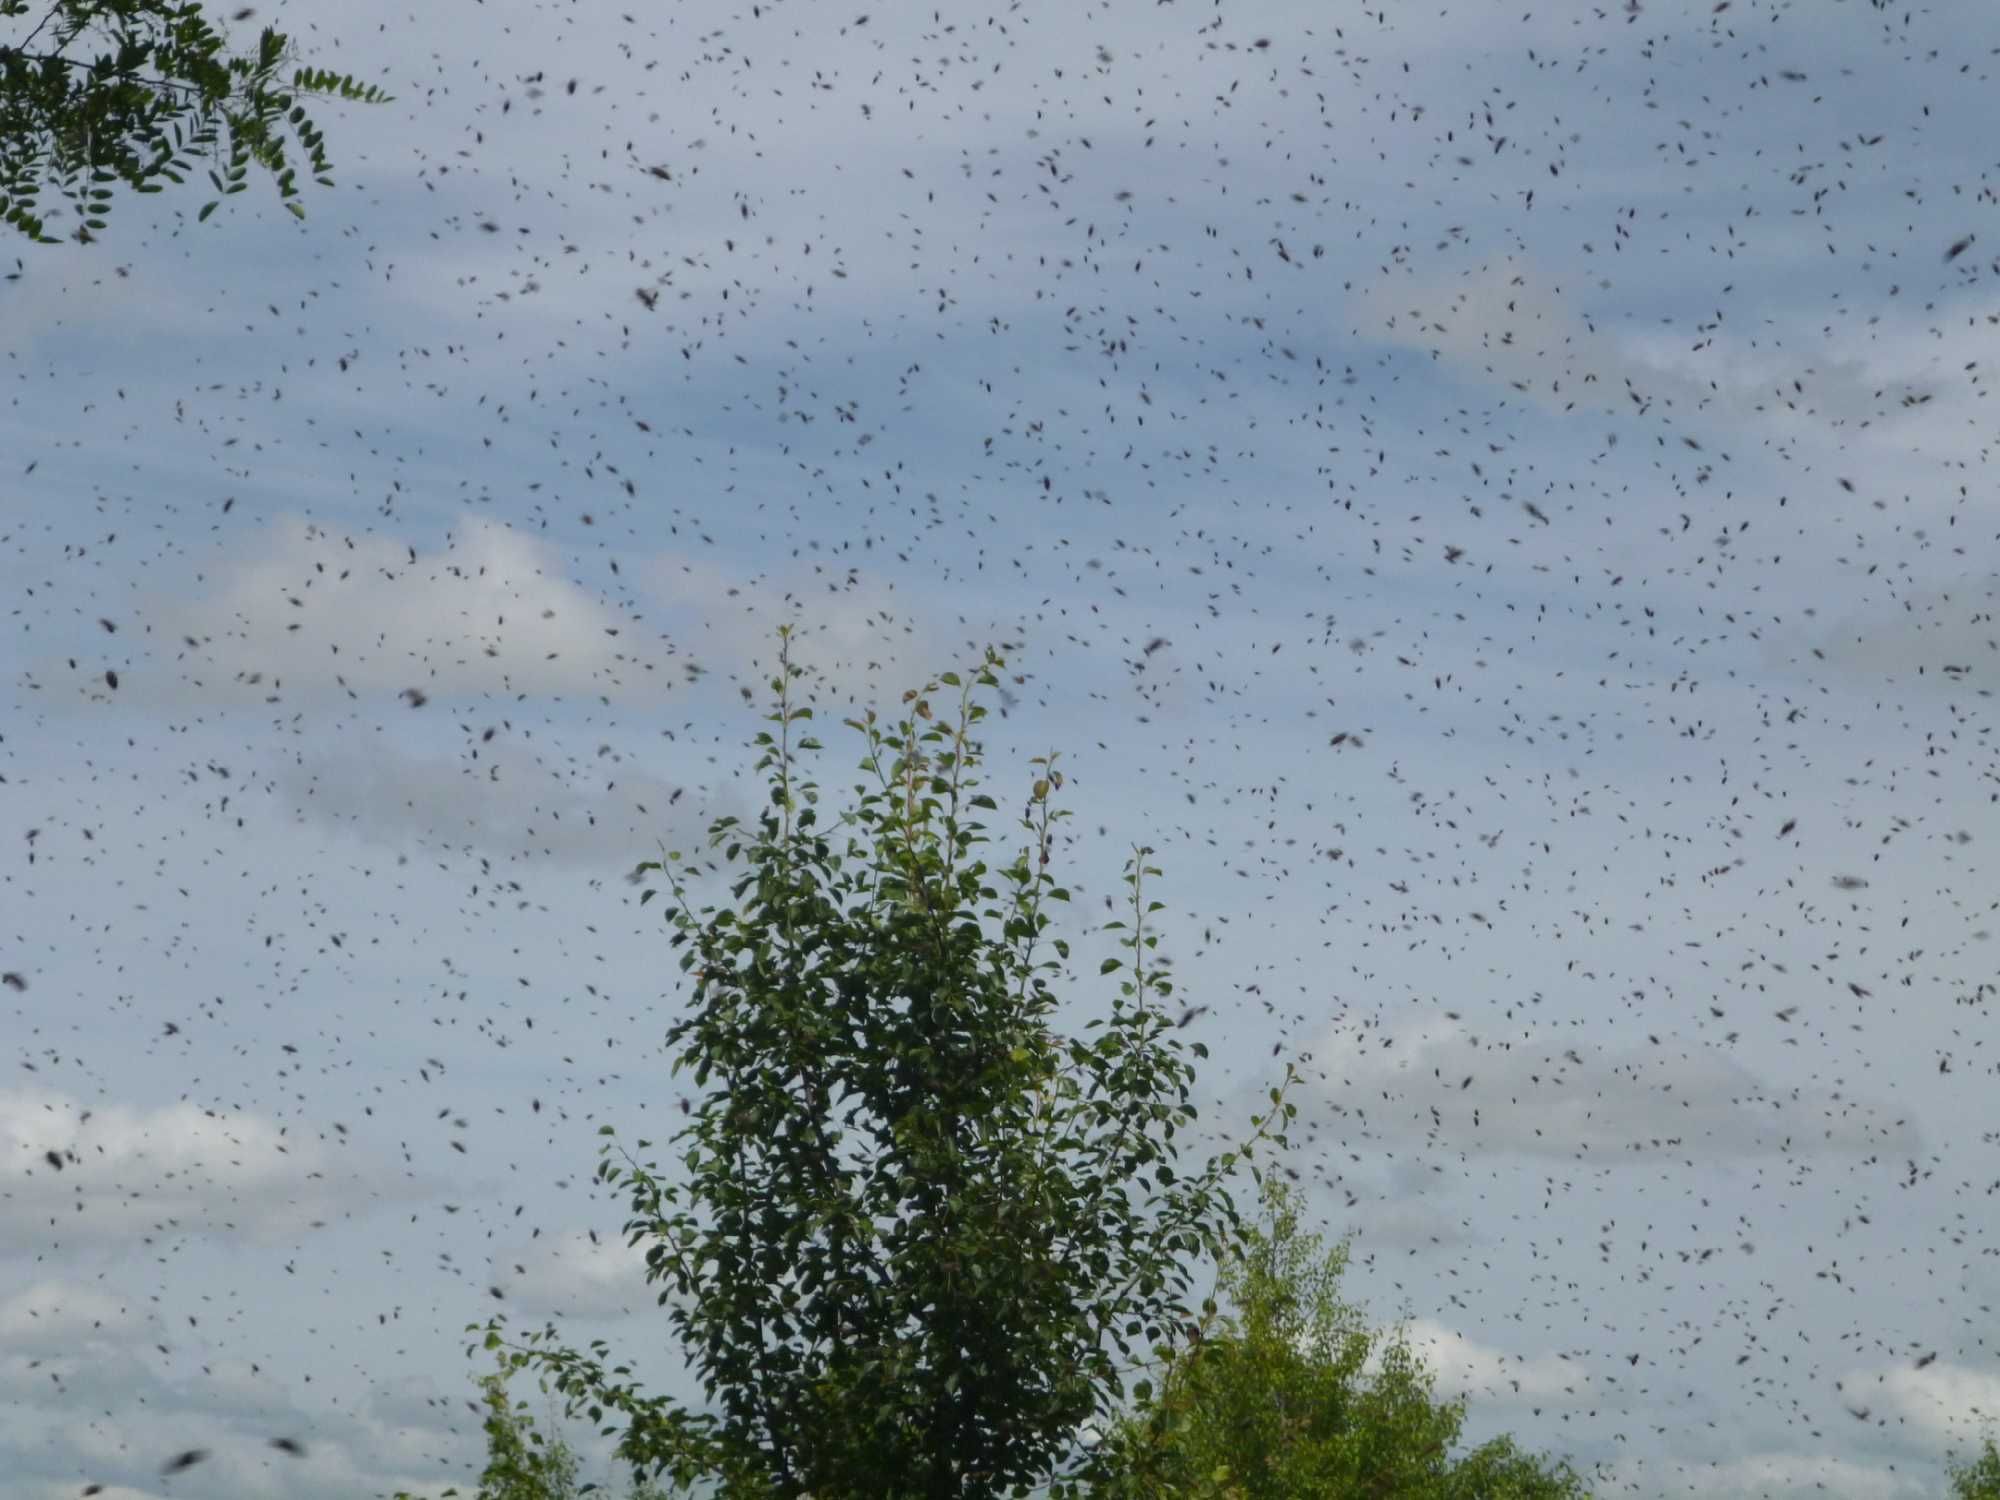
[1300, 1016, 1920, 1162]
[0, 1286, 473, 1500]
[278, 737, 722, 868]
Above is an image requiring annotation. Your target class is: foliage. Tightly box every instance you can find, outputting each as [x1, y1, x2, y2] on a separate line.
[474, 628, 1297, 1500]
[465, 1354, 586, 1500]
[392, 1347, 674, 1500]
[1087, 1177, 1593, 1500]
[0, 0, 386, 242]
[1950, 1436, 2000, 1500]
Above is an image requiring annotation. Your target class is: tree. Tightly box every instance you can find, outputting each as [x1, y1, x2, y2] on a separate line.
[1, 0, 385, 243]
[1087, 1178, 1593, 1500]
[465, 1353, 587, 1500]
[393, 1348, 676, 1500]
[1950, 1436, 2000, 1500]
[476, 630, 1297, 1500]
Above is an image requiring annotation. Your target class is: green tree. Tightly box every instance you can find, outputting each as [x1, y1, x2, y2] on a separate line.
[1950, 1436, 2000, 1500]
[1088, 1178, 1592, 1500]
[394, 1348, 675, 1500]
[466, 1354, 586, 1500]
[1, 0, 385, 243]
[475, 630, 1296, 1500]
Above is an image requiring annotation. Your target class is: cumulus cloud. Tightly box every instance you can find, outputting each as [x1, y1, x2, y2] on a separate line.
[1392, 1319, 1592, 1406]
[492, 1228, 653, 1320]
[2, 1086, 428, 1253]
[1301, 1016, 1920, 1162]
[23, 510, 981, 721]
[101, 514, 666, 711]
[1845, 1358, 2000, 1448]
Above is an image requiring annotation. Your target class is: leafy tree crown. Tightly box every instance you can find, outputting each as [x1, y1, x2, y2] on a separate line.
[478, 629, 1297, 1500]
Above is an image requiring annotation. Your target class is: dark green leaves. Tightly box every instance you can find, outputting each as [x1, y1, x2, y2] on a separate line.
[1, 0, 387, 243]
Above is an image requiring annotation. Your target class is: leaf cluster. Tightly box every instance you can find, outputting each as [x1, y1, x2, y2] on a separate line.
[394, 1349, 675, 1500]
[1089, 1178, 1594, 1500]
[1950, 1436, 2000, 1500]
[479, 629, 1296, 1500]
[0, 0, 387, 242]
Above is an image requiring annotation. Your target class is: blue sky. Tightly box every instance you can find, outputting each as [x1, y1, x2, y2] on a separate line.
[5, 0, 2000, 1496]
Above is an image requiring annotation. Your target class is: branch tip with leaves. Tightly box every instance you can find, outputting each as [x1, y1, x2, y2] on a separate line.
[1, 0, 386, 242]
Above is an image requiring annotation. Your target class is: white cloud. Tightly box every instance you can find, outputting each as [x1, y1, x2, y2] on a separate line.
[28, 511, 967, 718]
[1391, 1319, 1591, 1405]
[1848, 1359, 2000, 1448]
[101, 514, 666, 710]
[1, 1086, 426, 1252]
[0, 1280, 145, 1353]
[493, 1228, 653, 1320]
